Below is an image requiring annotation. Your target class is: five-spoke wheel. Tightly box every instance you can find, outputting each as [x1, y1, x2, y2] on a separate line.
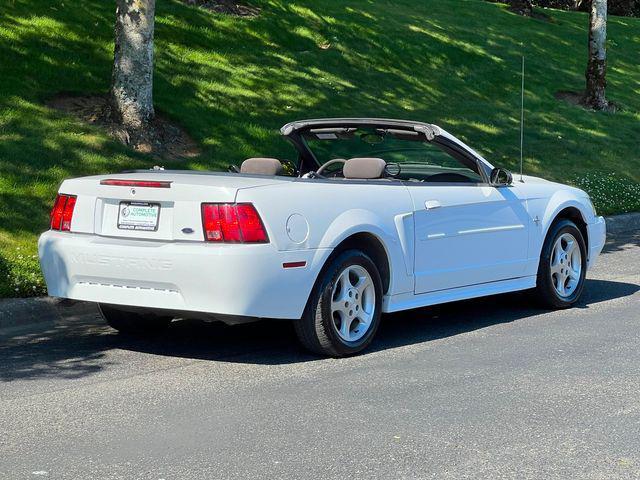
[295, 249, 383, 357]
[330, 264, 376, 343]
[535, 219, 587, 308]
[549, 232, 583, 298]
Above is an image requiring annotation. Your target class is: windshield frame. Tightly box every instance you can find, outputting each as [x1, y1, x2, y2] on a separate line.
[280, 118, 494, 183]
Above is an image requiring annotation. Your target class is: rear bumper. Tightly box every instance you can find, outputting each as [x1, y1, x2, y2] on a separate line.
[38, 231, 330, 319]
[587, 216, 606, 268]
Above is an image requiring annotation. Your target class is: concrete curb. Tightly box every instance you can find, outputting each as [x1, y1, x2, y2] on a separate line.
[1, 212, 637, 335]
[604, 213, 640, 235]
[0, 297, 62, 335]
[0, 298, 99, 336]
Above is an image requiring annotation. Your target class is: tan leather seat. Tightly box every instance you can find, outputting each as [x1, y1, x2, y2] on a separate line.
[240, 158, 284, 176]
[343, 157, 387, 179]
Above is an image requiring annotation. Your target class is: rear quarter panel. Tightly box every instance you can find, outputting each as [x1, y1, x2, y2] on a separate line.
[236, 179, 415, 296]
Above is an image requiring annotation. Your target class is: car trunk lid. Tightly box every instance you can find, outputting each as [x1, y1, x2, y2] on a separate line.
[60, 172, 283, 241]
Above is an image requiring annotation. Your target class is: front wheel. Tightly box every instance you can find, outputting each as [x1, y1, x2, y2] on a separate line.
[294, 250, 383, 357]
[99, 304, 173, 335]
[534, 219, 587, 308]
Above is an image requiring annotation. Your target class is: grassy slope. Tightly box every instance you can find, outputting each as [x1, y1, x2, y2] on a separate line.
[0, 0, 639, 297]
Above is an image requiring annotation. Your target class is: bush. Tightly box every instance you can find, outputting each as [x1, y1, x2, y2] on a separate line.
[571, 172, 640, 215]
[0, 246, 47, 298]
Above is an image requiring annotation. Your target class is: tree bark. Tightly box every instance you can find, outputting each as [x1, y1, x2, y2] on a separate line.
[110, 0, 156, 132]
[584, 0, 609, 110]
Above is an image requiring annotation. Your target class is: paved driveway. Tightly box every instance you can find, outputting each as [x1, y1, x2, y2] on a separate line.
[1, 233, 638, 479]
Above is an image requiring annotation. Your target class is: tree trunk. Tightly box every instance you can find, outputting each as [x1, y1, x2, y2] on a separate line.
[110, 0, 156, 133]
[584, 0, 609, 110]
[509, 0, 534, 15]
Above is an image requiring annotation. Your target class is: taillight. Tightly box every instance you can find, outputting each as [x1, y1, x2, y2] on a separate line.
[50, 194, 77, 231]
[201, 203, 268, 243]
[61, 196, 76, 231]
[50, 195, 66, 231]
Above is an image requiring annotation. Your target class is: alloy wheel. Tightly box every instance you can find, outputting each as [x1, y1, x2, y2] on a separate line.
[550, 232, 582, 298]
[330, 265, 376, 342]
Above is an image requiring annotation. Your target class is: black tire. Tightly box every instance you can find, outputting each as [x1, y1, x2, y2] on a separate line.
[294, 249, 383, 357]
[99, 304, 173, 335]
[534, 219, 587, 309]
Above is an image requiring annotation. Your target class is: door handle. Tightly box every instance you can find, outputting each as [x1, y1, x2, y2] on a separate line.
[424, 200, 441, 210]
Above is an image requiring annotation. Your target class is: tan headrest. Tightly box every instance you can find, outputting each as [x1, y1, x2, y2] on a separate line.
[240, 158, 283, 175]
[343, 158, 387, 179]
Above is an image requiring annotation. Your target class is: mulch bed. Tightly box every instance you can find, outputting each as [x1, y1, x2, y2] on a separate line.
[46, 94, 201, 160]
[555, 90, 618, 113]
[183, 0, 260, 17]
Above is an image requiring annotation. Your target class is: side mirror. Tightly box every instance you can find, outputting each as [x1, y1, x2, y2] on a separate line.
[490, 167, 513, 186]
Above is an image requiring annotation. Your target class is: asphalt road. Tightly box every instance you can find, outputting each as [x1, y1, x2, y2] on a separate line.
[1, 233, 639, 479]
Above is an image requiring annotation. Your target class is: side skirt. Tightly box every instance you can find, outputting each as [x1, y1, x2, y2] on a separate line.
[382, 276, 537, 313]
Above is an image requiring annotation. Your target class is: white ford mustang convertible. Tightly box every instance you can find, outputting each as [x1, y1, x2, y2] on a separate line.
[39, 118, 606, 356]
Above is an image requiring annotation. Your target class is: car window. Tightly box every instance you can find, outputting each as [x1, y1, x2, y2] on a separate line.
[303, 128, 482, 183]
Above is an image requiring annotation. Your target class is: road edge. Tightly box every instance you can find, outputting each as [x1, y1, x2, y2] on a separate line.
[603, 212, 640, 235]
[0, 298, 98, 337]
[0, 297, 62, 335]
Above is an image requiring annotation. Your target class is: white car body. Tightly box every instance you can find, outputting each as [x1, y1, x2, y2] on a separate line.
[39, 119, 607, 322]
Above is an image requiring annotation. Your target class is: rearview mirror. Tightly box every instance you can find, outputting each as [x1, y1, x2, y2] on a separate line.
[490, 167, 513, 186]
[360, 132, 385, 145]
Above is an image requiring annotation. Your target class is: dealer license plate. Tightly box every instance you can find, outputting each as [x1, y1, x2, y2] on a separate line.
[117, 202, 160, 231]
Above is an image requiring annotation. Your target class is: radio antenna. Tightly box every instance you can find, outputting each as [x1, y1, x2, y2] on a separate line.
[519, 56, 525, 183]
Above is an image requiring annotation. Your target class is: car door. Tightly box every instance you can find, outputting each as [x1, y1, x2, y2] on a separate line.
[408, 182, 530, 294]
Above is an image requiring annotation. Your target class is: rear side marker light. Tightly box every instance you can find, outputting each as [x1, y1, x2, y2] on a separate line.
[50, 194, 77, 231]
[283, 261, 306, 269]
[100, 179, 172, 188]
[202, 203, 269, 244]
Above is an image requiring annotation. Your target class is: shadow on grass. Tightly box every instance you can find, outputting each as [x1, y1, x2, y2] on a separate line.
[1, 276, 637, 383]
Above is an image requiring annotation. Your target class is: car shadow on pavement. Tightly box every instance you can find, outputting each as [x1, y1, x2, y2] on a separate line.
[370, 278, 638, 356]
[1, 278, 637, 383]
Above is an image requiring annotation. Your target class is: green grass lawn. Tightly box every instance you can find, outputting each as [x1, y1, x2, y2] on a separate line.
[1, 0, 639, 297]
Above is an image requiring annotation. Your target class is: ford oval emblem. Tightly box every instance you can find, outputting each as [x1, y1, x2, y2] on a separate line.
[181, 227, 195, 234]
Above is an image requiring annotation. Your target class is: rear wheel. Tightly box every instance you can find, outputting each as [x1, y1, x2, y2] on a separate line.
[99, 304, 172, 335]
[534, 219, 587, 308]
[294, 250, 383, 357]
